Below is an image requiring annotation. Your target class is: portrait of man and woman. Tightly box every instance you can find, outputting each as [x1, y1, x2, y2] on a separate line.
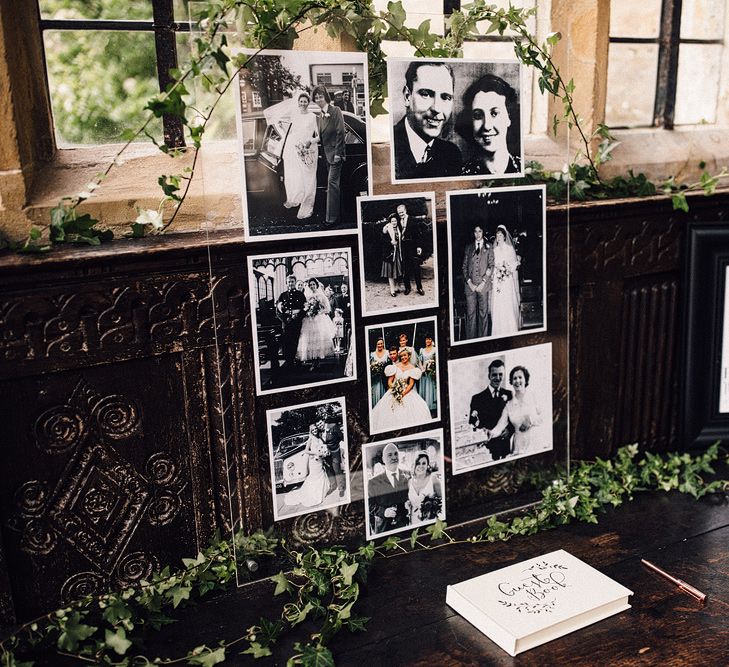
[366, 319, 440, 435]
[448, 185, 546, 344]
[448, 343, 553, 474]
[357, 194, 439, 316]
[363, 433, 446, 540]
[268, 399, 351, 520]
[236, 50, 371, 240]
[249, 249, 356, 395]
[387, 57, 523, 184]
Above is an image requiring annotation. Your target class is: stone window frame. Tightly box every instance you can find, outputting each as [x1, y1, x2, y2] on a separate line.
[2, 2, 728, 244]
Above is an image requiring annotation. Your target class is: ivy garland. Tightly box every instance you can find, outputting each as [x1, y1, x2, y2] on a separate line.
[1, 444, 726, 666]
[14, 0, 728, 252]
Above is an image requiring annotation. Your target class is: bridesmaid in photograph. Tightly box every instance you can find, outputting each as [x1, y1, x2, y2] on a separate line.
[369, 337, 389, 405]
[418, 332, 437, 412]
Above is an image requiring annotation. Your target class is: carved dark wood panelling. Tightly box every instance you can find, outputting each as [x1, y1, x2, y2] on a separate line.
[616, 278, 680, 450]
[1, 193, 728, 623]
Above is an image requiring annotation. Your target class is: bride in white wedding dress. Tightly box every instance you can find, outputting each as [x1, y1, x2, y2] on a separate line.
[370, 348, 433, 433]
[490, 224, 521, 337]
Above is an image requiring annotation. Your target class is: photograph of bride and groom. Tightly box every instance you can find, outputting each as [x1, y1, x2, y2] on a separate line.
[363, 431, 446, 540]
[267, 398, 351, 521]
[448, 185, 546, 344]
[448, 343, 553, 475]
[365, 317, 440, 436]
[248, 248, 356, 395]
[235, 50, 371, 241]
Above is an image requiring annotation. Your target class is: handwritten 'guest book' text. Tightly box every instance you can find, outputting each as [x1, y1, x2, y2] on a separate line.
[446, 549, 633, 656]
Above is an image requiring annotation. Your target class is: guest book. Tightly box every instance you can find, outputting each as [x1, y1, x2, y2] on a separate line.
[445, 549, 633, 656]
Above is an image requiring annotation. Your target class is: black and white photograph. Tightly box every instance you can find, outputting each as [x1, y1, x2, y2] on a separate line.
[267, 398, 351, 521]
[365, 317, 440, 436]
[387, 57, 523, 184]
[356, 193, 438, 316]
[448, 343, 553, 475]
[447, 185, 546, 345]
[363, 430, 445, 540]
[248, 248, 357, 395]
[235, 49, 371, 241]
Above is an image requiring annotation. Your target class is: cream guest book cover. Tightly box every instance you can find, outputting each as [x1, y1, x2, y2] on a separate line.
[446, 549, 633, 656]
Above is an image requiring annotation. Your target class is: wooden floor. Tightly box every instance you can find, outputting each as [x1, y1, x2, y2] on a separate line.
[133, 490, 729, 666]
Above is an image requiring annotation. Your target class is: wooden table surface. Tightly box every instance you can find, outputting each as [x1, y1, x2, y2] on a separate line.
[137, 490, 729, 666]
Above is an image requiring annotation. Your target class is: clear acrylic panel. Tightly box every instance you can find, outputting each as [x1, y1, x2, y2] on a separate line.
[674, 43, 723, 125]
[680, 0, 726, 41]
[609, 0, 662, 38]
[44, 29, 162, 146]
[39, 0, 153, 20]
[605, 42, 659, 127]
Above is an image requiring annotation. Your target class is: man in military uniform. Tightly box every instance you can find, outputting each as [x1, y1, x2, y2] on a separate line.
[275, 274, 306, 367]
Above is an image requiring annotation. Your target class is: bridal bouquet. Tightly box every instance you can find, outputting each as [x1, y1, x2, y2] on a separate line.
[311, 440, 330, 460]
[424, 356, 437, 378]
[419, 493, 442, 520]
[304, 296, 322, 317]
[390, 378, 407, 405]
[370, 360, 387, 380]
[494, 261, 514, 293]
[296, 141, 315, 167]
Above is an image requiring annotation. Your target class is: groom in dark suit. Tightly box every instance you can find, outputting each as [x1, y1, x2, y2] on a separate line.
[368, 442, 410, 535]
[313, 85, 345, 226]
[469, 359, 513, 460]
[393, 61, 462, 180]
[396, 203, 424, 295]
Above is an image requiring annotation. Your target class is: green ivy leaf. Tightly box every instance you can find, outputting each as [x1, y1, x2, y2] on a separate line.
[271, 571, 293, 596]
[56, 612, 98, 652]
[288, 643, 335, 667]
[340, 561, 358, 586]
[242, 642, 272, 658]
[671, 192, 689, 212]
[169, 582, 192, 608]
[187, 646, 226, 667]
[104, 627, 133, 656]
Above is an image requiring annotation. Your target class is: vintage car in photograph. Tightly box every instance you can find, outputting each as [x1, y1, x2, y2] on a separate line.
[240, 108, 369, 235]
[273, 432, 311, 490]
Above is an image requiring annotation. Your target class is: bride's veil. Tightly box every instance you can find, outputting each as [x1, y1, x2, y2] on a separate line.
[495, 224, 515, 247]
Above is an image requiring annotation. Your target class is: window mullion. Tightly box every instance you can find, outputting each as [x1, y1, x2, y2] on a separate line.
[653, 0, 683, 129]
[152, 0, 185, 147]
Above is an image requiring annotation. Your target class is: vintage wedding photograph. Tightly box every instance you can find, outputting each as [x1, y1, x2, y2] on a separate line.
[356, 193, 438, 316]
[248, 248, 357, 395]
[362, 430, 445, 540]
[448, 342, 553, 475]
[387, 57, 523, 184]
[365, 317, 440, 436]
[447, 185, 546, 345]
[235, 49, 371, 241]
[267, 398, 351, 521]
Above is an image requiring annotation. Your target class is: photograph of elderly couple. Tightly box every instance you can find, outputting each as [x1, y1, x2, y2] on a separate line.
[447, 185, 546, 344]
[448, 343, 553, 475]
[267, 398, 351, 521]
[387, 57, 523, 183]
[365, 317, 440, 435]
[235, 50, 371, 241]
[248, 249, 356, 395]
[357, 193, 438, 316]
[363, 430, 446, 540]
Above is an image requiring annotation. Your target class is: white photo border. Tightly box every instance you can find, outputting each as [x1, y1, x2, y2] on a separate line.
[448, 342, 553, 475]
[362, 428, 446, 541]
[356, 191, 439, 318]
[247, 247, 358, 396]
[364, 315, 441, 436]
[386, 56, 524, 186]
[234, 49, 373, 242]
[446, 183, 547, 346]
[266, 396, 352, 522]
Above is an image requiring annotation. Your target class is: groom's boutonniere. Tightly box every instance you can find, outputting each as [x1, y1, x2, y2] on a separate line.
[322, 111, 330, 118]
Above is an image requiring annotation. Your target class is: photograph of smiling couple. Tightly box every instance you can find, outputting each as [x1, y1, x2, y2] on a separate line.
[387, 58, 523, 183]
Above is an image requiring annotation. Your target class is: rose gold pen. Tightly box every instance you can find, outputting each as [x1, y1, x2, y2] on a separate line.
[641, 559, 707, 603]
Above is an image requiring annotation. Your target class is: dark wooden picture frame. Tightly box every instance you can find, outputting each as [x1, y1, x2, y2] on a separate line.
[682, 223, 729, 449]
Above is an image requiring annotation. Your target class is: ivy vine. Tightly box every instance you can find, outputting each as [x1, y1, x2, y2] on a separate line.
[14, 0, 727, 252]
[1, 444, 726, 666]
